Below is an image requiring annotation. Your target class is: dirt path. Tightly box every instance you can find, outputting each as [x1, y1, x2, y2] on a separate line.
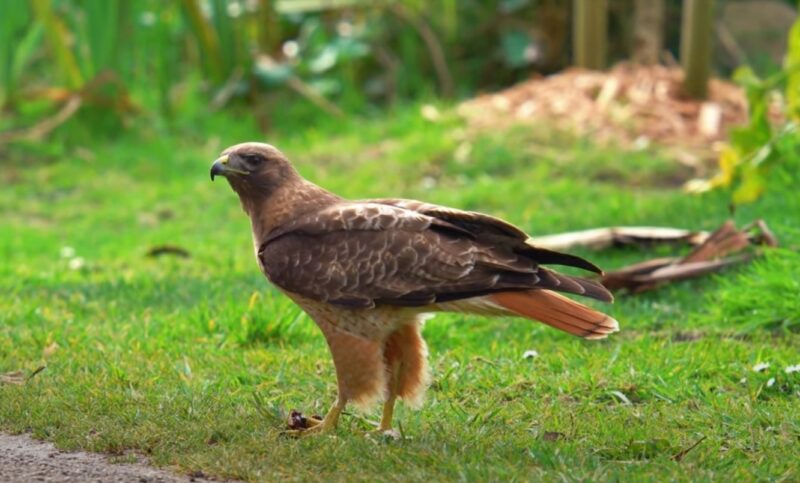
[0, 433, 210, 483]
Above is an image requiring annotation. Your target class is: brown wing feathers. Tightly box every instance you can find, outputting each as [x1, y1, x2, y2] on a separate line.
[371, 198, 604, 274]
[259, 200, 616, 337]
[377, 199, 614, 303]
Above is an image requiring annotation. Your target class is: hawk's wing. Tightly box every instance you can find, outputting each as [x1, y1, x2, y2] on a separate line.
[366, 198, 603, 273]
[258, 202, 610, 309]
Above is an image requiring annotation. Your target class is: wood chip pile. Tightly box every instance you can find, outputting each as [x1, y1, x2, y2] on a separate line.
[458, 64, 750, 153]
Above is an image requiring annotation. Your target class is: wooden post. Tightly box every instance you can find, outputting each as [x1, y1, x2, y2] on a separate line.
[258, 0, 281, 54]
[681, 0, 715, 99]
[573, 0, 608, 70]
[633, 0, 665, 65]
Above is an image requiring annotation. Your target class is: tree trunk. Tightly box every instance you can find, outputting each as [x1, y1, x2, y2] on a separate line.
[573, 0, 608, 70]
[632, 0, 665, 64]
[681, 0, 715, 99]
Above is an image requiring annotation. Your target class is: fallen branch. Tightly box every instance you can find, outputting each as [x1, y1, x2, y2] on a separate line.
[529, 226, 709, 252]
[601, 220, 777, 293]
[671, 435, 707, 462]
[0, 96, 82, 144]
[531, 219, 777, 294]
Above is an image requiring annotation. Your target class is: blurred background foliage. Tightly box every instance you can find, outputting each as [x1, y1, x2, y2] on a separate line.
[1, 0, 796, 127]
[0, 0, 798, 207]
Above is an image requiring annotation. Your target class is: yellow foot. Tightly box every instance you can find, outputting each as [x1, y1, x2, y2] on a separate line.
[364, 397, 400, 439]
[304, 416, 323, 428]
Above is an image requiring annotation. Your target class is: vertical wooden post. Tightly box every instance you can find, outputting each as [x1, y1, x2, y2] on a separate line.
[573, 0, 608, 70]
[633, 0, 665, 65]
[258, 0, 281, 54]
[681, 0, 715, 99]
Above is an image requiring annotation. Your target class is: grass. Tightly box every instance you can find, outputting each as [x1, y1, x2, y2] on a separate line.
[1, 104, 799, 481]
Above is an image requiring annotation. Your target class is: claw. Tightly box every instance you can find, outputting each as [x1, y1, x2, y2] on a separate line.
[287, 410, 323, 431]
[282, 416, 336, 437]
[283, 401, 345, 437]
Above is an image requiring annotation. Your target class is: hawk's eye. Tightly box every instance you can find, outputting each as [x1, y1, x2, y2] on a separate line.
[240, 153, 265, 167]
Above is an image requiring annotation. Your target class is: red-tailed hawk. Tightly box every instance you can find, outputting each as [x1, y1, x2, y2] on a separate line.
[210, 142, 617, 436]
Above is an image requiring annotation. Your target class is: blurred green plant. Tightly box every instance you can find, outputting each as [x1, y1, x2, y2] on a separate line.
[30, 0, 83, 89]
[0, 3, 39, 110]
[689, 16, 800, 205]
[787, 11, 800, 121]
[1, 0, 561, 134]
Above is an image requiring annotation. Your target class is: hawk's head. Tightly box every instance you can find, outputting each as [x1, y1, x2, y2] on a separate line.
[210, 142, 298, 197]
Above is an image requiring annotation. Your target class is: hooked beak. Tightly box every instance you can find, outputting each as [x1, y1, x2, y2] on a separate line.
[210, 154, 249, 180]
[210, 154, 229, 181]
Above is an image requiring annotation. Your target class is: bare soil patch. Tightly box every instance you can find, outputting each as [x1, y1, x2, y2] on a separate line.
[0, 433, 214, 483]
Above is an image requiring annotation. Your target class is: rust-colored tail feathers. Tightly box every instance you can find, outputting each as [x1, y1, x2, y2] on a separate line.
[490, 290, 619, 340]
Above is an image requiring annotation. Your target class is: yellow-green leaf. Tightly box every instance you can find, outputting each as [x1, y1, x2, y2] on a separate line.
[714, 144, 741, 187]
[732, 166, 765, 204]
[786, 17, 800, 121]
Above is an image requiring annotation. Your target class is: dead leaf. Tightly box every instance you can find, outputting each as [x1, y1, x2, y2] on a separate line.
[146, 245, 191, 258]
[672, 331, 705, 342]
[0, 371, 25, 385]
[542, 431, 565, 442]
[43, 342, 59, 358]
[0, 366, 45, 385]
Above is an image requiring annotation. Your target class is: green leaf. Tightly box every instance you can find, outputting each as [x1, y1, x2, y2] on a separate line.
[81, 0, 121, 77]
[309, 45, 337, 73]
[11, 23, 43, 82]
[786, 17, 800, 121]
[253, 61, 293, 86]
[0, 1, 33, 106]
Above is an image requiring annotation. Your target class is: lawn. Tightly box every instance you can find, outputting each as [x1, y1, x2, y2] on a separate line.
[1, 105, 799, 481]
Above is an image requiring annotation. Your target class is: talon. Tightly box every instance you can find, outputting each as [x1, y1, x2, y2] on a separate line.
[283, 423, 329, 438]
[287, 410, 309, 430]
[283, 401, 345, 437]
[286, 411, 325, 430]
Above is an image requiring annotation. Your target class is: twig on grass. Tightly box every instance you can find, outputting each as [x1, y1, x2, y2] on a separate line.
[601, 219, 777, 293]
[0, 96, 82, 144]
[531, 219, 777, 294]
[671, 435, 707, 462]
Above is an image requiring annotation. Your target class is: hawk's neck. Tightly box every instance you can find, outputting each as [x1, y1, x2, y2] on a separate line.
[247, 179, 341, 246]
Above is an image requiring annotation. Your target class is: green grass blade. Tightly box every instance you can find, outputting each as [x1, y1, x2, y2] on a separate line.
[81, 0, 121, 77]
[179, 0, 224, 84]
[0, 1, 34, 107]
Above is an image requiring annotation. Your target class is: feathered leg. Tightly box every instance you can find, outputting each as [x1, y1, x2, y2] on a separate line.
[378, 321, 430, 433]
[286, 317, 387, 437]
